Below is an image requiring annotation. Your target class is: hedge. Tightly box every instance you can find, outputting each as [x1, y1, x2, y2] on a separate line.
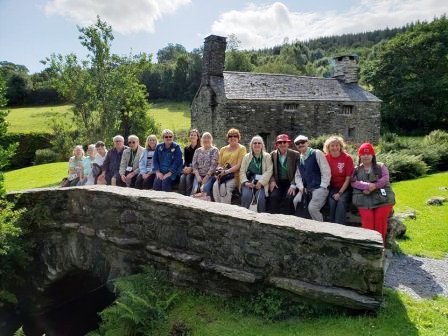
[2, 132, 52, 169]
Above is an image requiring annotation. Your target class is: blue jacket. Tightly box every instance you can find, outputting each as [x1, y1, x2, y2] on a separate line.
[138, 148, 156, 174]
[153, 142, 183, 178]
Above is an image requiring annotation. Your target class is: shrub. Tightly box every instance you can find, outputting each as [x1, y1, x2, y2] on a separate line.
[422, 129, 448, 146]
[3, 132, 52, 169]
[378, 132, 409, 153]
[308, 134, 339, 151]
[88, 267, 178, 336]
[34, 148, 58, 165]
[402, 143, 448, 173]
[233, 287, 331, 321]
[376, 152, 428, 181]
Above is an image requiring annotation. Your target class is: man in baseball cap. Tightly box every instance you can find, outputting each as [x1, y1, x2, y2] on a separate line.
[294, 134, 331, 221]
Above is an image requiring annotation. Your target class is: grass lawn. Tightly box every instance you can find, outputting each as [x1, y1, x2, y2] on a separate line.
[6, 105, 73, 133]
[392, 171, 448, 259]
[154, 289, 448, 336]
[148, 101, 191, 132]
[6, 102, 191, 135]
[4, 162, 67, 192]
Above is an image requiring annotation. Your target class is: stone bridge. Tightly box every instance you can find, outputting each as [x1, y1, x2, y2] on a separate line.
[10, 186, 385, 311]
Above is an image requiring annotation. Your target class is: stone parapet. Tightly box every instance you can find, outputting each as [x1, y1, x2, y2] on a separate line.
[10, 186, 385, 310]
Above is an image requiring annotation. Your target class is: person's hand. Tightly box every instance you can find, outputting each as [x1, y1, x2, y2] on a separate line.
[255, 181, 263, 190]
[97, 174, 106, 184]
[368, 183, 376, 192]
[162, 172, 172, 180]
[156, 171, 163, 179]
[196, 176, 203, 184]
[245, 182, 255, 189]
[333, 192, 341, 201]
[287, 187, 296, 196]
[183, 167, 193, 174]
[363, 189, 371, 195]
[269, 181, 278, 192]
[121, 175, 127, 183]
[125, 172, 135, 182]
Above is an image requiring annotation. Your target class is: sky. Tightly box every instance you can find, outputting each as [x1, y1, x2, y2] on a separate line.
[1, 0, 447, 73]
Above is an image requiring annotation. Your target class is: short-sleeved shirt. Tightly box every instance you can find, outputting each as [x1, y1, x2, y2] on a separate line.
[325, 152, 354, 189]
[219, 144, 247, 184]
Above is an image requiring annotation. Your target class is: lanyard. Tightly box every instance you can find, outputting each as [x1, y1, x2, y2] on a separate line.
[130, 150, 136, 165]
[252, 155, 262, 172]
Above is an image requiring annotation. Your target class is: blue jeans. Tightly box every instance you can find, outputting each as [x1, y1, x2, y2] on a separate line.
[153, 175, 178, 192]
[241, 186, 267, 212]
[191, 176, 215, 196]
[328, 187, 352, 224]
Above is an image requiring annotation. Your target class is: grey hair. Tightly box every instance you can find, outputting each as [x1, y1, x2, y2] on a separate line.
[201, 131, 213, 142]
[128, 134, 139, 143]
[113, 135, 124, 142]
[250, 135, 267, 154]
[162, 129, 174, 137]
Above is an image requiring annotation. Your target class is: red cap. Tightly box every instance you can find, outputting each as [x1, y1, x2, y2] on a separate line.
[358, 143, 375, 156]
[275, 134, 292, 144]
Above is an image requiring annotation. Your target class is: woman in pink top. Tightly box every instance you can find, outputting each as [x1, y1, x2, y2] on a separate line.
[324, 136, 354, 224]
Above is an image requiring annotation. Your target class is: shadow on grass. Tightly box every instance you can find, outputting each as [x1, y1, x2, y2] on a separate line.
[378, 289, 419, 335]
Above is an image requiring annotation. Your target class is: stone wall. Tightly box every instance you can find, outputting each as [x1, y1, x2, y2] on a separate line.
[192, 91, 381, 149]
[10, 186, 385, 310]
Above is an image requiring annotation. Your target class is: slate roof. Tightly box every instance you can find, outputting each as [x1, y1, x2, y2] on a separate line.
[213, 71, 381, 102]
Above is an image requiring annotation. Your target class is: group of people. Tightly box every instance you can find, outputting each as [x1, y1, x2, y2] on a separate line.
[64, 128, 395, 245]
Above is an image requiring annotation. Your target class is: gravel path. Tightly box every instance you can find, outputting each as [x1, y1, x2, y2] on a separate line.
[384, 254, 448, 299]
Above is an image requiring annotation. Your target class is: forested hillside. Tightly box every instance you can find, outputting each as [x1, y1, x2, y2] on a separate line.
[1, 17, 447, 134]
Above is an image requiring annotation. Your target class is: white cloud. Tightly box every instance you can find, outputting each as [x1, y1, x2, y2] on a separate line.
[44, 0, 190, 34]
[211, 0, 448, 49]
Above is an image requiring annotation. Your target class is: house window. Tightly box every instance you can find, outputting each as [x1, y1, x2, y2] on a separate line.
[339, 105, 353, 115]
[283, 103, 298, 112]
[348, 127, 356, 138]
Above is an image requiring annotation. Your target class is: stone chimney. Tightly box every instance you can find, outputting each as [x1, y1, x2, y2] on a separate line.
[333, 55, 359, 84]
[202, 35, 227, 83]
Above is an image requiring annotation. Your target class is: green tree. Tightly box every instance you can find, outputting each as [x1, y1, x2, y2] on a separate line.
[44, 17, 156, 144]
[363, 16, 448, 133]
[0, 76, 27, 306]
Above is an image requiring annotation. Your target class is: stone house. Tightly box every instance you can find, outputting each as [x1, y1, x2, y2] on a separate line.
[191, 35, 382, 150]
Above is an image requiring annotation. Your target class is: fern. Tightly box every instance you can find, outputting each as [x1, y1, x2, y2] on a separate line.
[90, 267, 178, 336]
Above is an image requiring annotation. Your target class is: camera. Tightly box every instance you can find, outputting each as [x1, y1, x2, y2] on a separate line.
[215, 163, 231, 176]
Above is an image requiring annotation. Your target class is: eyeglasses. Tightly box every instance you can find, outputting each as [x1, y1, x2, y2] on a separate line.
[228, 134, 239, 138]
[253, 142, 262, 145]
[164, 135, 173, 139]
[277, 141, 287, 145]
[295, 141, 307, 145]
[128, 141, 136, 144]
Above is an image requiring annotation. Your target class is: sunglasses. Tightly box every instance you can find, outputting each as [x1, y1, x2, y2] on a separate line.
[295, 141, 307, 145]
[277, 141, 287, 145]
[228, 134, 239, 138]
[164, 135, 173, 139]
[253, 142, 262, 145]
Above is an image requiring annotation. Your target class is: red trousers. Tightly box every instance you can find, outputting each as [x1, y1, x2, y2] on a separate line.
[358, 205, 394, 244]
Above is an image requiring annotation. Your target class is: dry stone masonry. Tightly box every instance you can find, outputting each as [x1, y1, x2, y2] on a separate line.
[10, 186, 385, 311]
[191, 35, 382, 149]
